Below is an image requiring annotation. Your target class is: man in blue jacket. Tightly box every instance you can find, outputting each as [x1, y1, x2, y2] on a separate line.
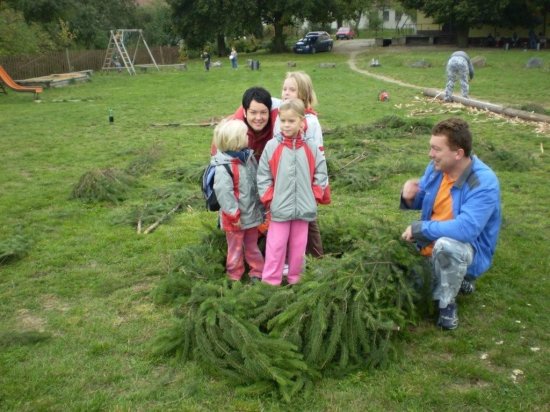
[400, 118, 501, 330]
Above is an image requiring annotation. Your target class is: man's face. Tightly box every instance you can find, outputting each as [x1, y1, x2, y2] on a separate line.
[244, 100, 270, 133]
[429, 134, 461, 173]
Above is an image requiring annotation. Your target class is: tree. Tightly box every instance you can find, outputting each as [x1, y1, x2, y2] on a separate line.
[500, 0, 550, 33]
[330, 0, 374, 34]
[168, 0, 260, 55]
[0, 5, 56, 55]
[257, 0, 306, 52]
[398, 0, 512, 47]
[135, 0, 176, 46]
[5, 0, 139, 49]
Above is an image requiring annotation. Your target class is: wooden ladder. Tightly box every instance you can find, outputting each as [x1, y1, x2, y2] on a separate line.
[102, 30, 136, 75]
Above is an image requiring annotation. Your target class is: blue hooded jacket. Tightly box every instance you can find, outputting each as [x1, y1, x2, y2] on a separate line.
[401, 156, 501, 277]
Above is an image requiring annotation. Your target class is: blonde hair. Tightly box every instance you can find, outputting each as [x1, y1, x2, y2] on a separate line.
[213, 119, 248, 152]
[279, 99, 305, 119]
[285, 71, 318, 108]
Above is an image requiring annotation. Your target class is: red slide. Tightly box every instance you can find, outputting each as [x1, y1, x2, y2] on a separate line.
[0, 65, 43, 96]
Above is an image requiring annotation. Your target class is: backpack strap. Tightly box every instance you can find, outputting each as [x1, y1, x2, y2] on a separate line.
[224, 162, 240, 200]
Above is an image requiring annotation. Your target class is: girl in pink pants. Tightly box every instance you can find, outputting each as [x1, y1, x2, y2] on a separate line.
[256, 99, 330, 285]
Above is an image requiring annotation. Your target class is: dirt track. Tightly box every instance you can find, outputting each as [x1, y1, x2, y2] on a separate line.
[333, 39, 425, 91]
[333, 40, 550, 126]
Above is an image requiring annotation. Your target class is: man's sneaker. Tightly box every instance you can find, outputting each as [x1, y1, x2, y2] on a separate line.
[437, 303, 458, 330]
[459, 279, 475, 295]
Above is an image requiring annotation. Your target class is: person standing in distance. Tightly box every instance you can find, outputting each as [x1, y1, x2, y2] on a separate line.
[400, 118, 501, 330]
[444, 51, 474, 102]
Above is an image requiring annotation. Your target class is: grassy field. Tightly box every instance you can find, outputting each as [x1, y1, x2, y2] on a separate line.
[1, 46, 549, 411]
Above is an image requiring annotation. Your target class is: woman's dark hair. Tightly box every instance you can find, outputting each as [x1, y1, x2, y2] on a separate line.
[242, 87, 272, 111]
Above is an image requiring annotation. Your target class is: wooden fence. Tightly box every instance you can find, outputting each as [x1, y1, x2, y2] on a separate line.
[0, 46, 180, 80]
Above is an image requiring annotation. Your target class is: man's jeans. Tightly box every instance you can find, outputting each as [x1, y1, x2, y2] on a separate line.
[431, 237, 474, 308]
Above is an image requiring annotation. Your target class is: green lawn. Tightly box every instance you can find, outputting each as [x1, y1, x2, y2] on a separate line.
[1, 47, 549, 411]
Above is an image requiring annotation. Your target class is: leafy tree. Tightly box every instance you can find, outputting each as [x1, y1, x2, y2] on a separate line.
[168, 0, 260, 55]
[135, 0, 177, 46]
[399, 0, 548, 45]
[331, 0, 372, 29]
[4, 0, 73, 24]
[5, 0, 139, 49]
[398, 0, 512, 46]
[500, 0, 550, 32]
[68, 0, 138, 48]
[0, 5, 56, 55]
[257, 0, 306, 52]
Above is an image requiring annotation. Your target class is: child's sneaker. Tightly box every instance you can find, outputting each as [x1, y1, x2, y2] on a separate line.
[282, 264, 289, 277]
[437, 303, 458, 330]
[459, 279, 475, 295]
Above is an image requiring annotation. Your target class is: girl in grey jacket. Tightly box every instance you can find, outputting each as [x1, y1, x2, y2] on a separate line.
[257, 100, 330, 286]
[212, 120, 264, 281]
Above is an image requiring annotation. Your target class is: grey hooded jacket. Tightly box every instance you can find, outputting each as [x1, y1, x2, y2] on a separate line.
[450, 51, 474, 80]
[257, 133, 329, 223]
[212, 150, 263, 230]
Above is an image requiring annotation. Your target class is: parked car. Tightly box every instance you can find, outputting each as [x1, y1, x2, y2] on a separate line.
[293, 31, 333, 54]
[336, 27, 355, 40]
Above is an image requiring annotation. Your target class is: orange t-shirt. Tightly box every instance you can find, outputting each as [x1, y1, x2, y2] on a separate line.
[420, 173, 455, 256]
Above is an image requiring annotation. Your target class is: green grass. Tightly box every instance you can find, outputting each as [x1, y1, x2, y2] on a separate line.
[1, 47, 549, 411]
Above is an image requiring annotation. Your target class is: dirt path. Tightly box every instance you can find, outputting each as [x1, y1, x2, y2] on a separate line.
[332, 42, 550, 128]
[332, 40, 444, 93]
[346, 49, 425, 91]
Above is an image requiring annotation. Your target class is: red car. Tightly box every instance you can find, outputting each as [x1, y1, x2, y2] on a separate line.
[336, 27, 355, 40]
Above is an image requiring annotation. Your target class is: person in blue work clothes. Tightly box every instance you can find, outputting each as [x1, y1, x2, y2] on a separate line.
[444, 51, 474, 101]
[400, 118, 501, 330]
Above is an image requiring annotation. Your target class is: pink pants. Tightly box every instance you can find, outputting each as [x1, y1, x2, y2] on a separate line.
[262, 220, 309, 285]
[226, 227, 264, 281]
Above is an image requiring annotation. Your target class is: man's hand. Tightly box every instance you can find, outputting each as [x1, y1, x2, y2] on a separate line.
[401, 225, 414, 242]
[402, 178, 420, 207]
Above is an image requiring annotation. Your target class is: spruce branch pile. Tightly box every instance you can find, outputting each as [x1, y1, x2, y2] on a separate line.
[154, 224, 427, 400]
[71, 144, 162, 204]
[71, 168, 135, 203]
[475, 139, 534, 172]
[326, 118, 432, 191]
[125, 144, 162, 177]
[153, 227, 227, 304]
[157, 282, 313, 402]
[0, 234, 30, 265]
[130, 184, 199, 234]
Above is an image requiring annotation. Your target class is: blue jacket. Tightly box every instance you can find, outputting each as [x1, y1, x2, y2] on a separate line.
[401, 156, 501, 278]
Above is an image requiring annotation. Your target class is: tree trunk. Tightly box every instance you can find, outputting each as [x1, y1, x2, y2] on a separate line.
[216, 33, 226, 56]
[456, 26, 469, 48]
[272, 20, 286, 53]
[423, 88, 550, 124]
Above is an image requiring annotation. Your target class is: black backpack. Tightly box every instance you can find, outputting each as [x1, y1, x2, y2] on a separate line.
[202, 163, 233, 211]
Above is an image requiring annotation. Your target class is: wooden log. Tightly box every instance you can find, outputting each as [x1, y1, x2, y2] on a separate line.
[143, 203, 182, 234]
[423, 88, 550, 124]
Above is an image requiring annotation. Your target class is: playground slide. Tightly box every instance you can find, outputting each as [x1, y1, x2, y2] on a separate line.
[0, 65, 43, 95]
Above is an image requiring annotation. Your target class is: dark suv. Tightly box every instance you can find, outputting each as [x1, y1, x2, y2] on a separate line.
[293, 31, 333, 54]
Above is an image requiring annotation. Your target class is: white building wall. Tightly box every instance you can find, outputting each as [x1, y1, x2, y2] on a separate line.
[331, 9, 415, 31]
